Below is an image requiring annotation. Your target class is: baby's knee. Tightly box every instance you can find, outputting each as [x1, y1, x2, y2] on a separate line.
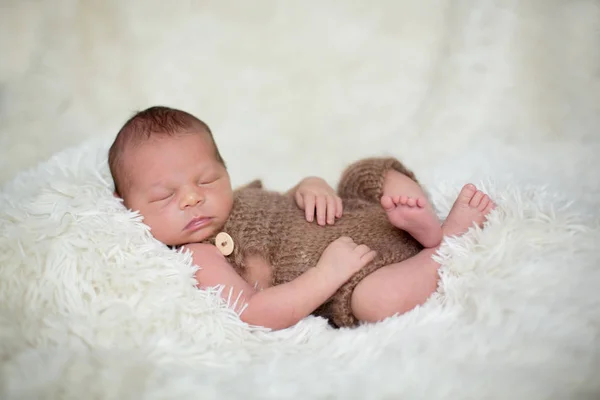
[350, 282, 402, 323]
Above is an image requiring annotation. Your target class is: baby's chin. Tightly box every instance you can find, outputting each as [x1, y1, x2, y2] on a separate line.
[172, 229, 216, 247]
[155, 221, 222, 247]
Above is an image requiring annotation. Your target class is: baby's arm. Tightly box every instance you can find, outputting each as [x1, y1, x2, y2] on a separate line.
[185, 238, 375, 331]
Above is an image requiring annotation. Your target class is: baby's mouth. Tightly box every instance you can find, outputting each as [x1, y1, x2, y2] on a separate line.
[184, 216, 212, 231]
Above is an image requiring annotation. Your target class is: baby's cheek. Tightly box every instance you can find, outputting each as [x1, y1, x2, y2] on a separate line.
[142, 209, 171, 236]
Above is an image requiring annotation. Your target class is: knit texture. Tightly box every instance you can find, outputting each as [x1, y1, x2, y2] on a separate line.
[205, 158, 423, 328]
[337, 157, 418, 203]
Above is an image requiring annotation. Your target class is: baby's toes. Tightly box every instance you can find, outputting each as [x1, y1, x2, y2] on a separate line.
[469, 190, 484, 207]
[380, 195, 395, 211]
[399, 195, 409, 205]
[482, 198, 496, 214]
[406, 197, 417, 207]
[478, 195, 490, 211]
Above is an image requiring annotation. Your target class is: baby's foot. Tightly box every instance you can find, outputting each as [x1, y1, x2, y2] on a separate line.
[381, 195, 442, 248]
[442, 184, 496, 238]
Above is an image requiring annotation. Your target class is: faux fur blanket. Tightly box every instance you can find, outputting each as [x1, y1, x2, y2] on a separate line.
[1, 1, 600, 399]
[1, 140, 599, 399]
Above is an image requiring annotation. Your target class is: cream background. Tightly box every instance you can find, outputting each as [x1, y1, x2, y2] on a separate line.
[2, 0, 599, 194]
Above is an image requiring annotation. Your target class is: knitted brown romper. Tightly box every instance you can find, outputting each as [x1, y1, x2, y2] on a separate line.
[205, 157, 423, 328]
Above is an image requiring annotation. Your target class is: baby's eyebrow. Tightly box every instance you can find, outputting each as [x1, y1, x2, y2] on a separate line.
[197, 164, 215, 175]
[148, 181, 171, 191]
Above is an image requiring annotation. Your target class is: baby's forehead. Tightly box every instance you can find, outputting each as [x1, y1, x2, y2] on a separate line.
[120, 132, 214, 172]
[119, 140, 150, 166]
[116, 140, 158, 185]
[121, 134, 175, 159]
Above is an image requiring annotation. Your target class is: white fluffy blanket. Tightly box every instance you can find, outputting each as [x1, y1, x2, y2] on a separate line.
[1, 141, 599, 399]
[1, 1, 600, 399]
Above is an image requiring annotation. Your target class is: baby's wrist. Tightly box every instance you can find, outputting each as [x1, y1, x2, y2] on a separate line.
[314, 262, 346, 287]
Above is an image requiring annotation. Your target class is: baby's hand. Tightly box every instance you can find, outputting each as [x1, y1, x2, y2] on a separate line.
[317, 237, 376, 283]
[294, 177, 343, 226]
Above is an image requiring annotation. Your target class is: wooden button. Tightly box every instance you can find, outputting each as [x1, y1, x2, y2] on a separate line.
[215, 232, 234, 256]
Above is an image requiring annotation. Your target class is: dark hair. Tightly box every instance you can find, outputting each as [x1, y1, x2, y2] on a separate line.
[108, 106, 224, 196]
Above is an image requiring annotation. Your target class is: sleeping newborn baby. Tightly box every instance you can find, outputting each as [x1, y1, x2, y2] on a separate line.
[108, 106, 496, 330]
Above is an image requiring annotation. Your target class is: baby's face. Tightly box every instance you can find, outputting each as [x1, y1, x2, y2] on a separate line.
[121, 133, 233, 246]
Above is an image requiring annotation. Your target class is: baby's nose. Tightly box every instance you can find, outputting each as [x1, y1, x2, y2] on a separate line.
[180, 188, 204, 208]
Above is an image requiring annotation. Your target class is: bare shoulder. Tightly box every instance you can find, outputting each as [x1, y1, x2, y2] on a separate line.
[183, 242, 230, 271]
[182, 243, 254, 294]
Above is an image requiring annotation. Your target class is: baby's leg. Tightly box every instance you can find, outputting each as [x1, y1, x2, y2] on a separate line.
[380, 169, 442, 248]
[352, 184, 495, 322]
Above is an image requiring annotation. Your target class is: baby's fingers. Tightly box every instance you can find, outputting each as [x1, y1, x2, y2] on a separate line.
[326, 195, 337, 225]
[303, 194, 316, 222]
[361, 250, 377, 264]
[316, 196, 327, 226]
[353, 244, 372, 257]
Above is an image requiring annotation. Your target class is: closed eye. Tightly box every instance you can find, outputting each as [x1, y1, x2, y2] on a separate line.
[150, 192, 174, 202]
[199, 177, 218, 185]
